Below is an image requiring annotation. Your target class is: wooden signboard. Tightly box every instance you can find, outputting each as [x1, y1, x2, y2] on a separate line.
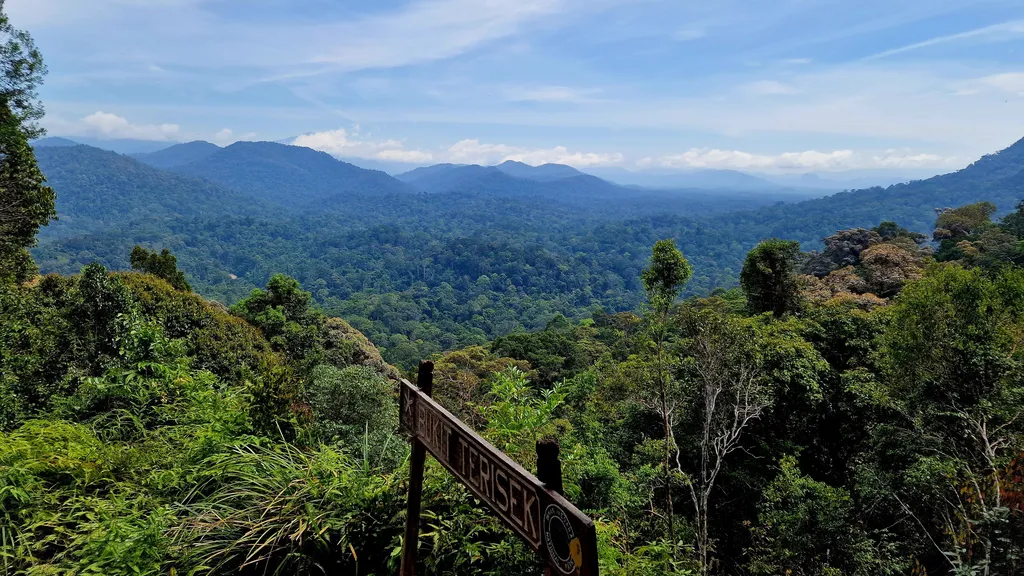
[400, 362, 599, 576]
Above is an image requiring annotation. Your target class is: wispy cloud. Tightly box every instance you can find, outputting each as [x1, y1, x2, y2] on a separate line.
[14, 0, 569, 73]
[504, 85, 604, 103]
[864, 19, 1024, 61]
[307, 0, 566, 71]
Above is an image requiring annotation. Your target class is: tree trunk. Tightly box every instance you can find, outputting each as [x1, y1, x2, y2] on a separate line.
[657, 330, 678, 560]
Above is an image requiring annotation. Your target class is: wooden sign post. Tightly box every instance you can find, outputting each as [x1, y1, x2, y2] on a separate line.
[399, 361, 599, 576]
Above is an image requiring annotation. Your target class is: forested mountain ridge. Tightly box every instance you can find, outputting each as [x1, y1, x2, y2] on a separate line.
[132, 140, 222, 169]
[169, 140, 414, 208]
[397, 160, 585, 185]
[494, 159, 585, 180]
[31, 136, 79, 147]
[397, 162, 502, 191]
[394, 162, 465, 181]
[33, 145, 278, 238]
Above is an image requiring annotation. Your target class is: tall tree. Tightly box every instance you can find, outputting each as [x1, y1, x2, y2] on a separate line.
[130, 246, 192, 292]
[0, 104, 52, 283]
[640, 239, 692, 558]
[678, 308, 770, 575]
[0, 0, 46, 140]
[741, 239, 801, 317]
[0, 2, 52, 283]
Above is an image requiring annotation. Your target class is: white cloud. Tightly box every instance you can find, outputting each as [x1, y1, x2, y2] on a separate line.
[292, 133, 622, 167]
[641, 149, 854, 171]
[57, 111, 181, 141]
[212, 128, 234, 144]
[639, 147, 958, 173]
[292, 128, 435, 164]
[871, 149, 957, 168]
[295, 134, 622, 167]
[377, 148, 436, 163]
[445, 139, 520, 164]
[444, 139, 623, 167]
[507, 147, 623, 167]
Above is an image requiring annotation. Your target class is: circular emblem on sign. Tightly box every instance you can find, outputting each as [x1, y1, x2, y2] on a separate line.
[544, 504, 582, 574]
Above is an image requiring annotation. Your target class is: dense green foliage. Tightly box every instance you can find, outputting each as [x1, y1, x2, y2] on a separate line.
[0, 104, 53, 283]
[0, 10, 52, 284]
[6, 142, 1024, 575]
[30, 134, 1024, 367]
[130, 246, 191, 292]
[740, 239, 801, 317]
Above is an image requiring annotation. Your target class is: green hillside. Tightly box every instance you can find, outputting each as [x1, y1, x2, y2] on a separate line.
[34, 145, 278, 238]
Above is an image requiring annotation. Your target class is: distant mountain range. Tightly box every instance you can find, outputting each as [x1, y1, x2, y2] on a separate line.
[32, 136, 936, 191]
[396, 156, 824, 211]
[32, 139, 818, 228]
[30, 134, 1024, 249]
[33, 144, 275, 238]
[22, 133, 1023, 320]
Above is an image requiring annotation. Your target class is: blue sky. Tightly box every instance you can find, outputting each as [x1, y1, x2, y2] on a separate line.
[9, 0, 1024, 173]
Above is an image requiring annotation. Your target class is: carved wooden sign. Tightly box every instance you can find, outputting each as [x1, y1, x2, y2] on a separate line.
[400, 372, 599, 576]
